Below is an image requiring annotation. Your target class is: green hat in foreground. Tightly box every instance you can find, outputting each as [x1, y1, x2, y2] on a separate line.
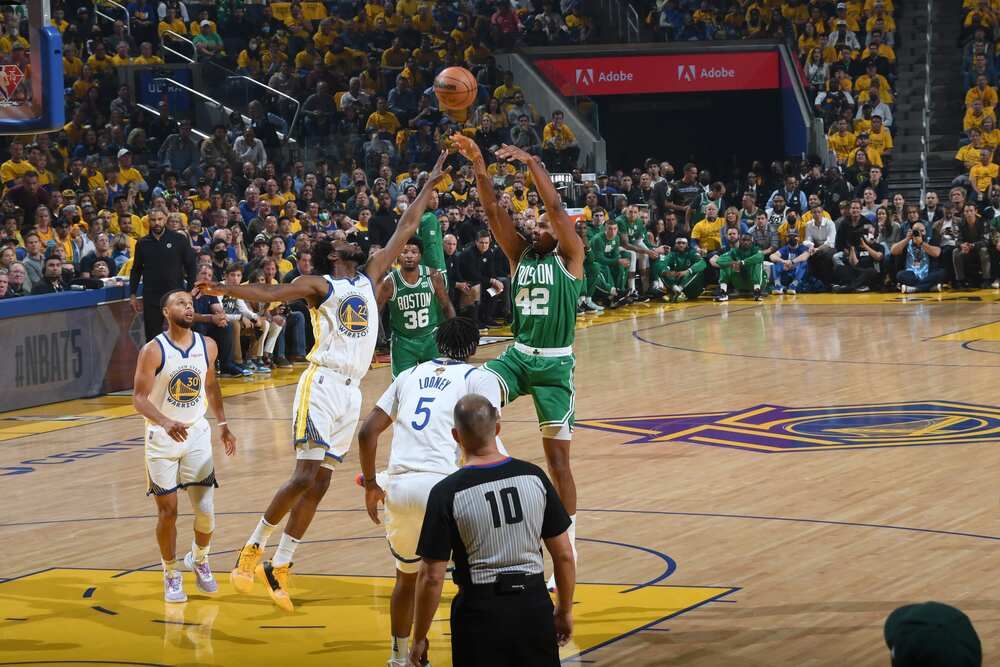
[884, 602, 981, 667]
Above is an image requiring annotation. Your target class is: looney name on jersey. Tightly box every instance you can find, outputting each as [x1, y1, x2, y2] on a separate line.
[419, 375, 453, 391]
[396, 291, 432, 311]
[515, 262, 555, 287]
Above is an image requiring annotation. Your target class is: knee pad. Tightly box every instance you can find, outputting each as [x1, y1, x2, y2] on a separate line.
[187, 486, 215, 533]
[540, 422, 572, 441]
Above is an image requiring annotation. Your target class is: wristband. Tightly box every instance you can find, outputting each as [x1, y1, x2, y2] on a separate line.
[217, 421, 228, 427]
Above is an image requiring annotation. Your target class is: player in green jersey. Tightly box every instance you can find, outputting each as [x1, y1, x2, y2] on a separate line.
[452, 133, 585, 587]
[590, 218, 630, 307]
[715, 232, 766, 302]
[653, 237, 707, 302]
[417, 190, 446, 274]
[616, 205, 661, 299]
[376, 237, 455, 377]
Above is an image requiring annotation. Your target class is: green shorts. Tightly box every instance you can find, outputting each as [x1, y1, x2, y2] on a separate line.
[391, 332, 438, 378]
[483, 345, 575, 432]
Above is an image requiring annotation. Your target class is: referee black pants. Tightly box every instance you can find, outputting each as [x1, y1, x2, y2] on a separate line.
[450, 576, 560, 667]
[142, 292, 166, 343]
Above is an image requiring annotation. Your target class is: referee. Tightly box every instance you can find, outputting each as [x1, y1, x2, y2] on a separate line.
[129, 207, 197, 341]
[409, 394, 576, 667]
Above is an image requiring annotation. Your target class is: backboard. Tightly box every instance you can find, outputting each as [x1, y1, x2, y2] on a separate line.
[0, 0, 63, 134]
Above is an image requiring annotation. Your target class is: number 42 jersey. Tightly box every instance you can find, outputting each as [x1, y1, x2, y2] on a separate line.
[376, 359, 503, 476]
[511, 248, 582, 350]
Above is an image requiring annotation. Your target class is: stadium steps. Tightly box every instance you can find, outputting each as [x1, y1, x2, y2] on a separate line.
[925, 0, 965, 195]
[886, 2, 930, 203]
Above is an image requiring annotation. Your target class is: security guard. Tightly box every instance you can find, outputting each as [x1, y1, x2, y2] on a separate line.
[409, 394, 576, 667]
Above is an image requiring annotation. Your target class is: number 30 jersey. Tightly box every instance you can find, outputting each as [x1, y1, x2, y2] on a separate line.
[387, 265, 440, 339]
[511, 248, 582, 349]
[375, 359, 502, 476]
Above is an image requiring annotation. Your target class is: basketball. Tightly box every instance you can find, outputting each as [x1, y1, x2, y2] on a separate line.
[434, 66, 477, 111]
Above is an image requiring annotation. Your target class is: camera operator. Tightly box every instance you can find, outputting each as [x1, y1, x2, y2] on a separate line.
[891, 222, 946, 293]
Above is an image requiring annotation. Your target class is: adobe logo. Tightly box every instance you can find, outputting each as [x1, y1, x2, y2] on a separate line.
[677, 64, 697, 82]
[575, 68, 594, 86]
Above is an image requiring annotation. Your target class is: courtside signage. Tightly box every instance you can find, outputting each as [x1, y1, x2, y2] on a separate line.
[534, 52, 779, 96]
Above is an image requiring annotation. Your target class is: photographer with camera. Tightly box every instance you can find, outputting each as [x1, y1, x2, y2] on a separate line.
[891, 222, 946, 293]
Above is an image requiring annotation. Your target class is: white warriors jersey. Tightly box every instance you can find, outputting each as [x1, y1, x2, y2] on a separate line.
[149, 332, 209, 426]
[376, 359, 503, 476]
[306, 273, 379, 379]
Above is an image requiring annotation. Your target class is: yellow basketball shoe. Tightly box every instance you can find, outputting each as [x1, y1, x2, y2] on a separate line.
[229, 543, 263, 594]
[257, 561, 294, 612]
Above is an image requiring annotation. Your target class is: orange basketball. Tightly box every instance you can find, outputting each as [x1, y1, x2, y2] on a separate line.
[434, 66, 477, 111]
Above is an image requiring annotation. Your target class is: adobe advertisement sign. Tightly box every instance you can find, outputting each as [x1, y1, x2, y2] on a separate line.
[534, 52, 779, 96]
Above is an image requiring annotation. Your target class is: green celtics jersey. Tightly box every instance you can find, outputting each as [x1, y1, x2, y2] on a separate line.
[664, 249, 704, 272]
[512, 249, 582, 349]
[418, 212, 446, 271]
[616, 214, 645, 244]
[388, 265, 440, 338]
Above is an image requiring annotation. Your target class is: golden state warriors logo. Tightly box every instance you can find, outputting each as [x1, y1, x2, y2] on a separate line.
[577, 401, 1000, 453]
[337, 293, 370, 338]
[166, 368, 201, 408]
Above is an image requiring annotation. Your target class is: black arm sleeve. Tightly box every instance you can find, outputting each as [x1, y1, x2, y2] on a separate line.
[129, 241, 144, 296]
[539, 471, 572, 539]
[416, 480, 454, 562]
[183, 240, 198, 289]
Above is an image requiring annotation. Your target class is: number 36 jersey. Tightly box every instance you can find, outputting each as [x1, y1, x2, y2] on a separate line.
[512, 248, 582, 349]
[387, 265, 441, 339]
[376, 359, 502, 476]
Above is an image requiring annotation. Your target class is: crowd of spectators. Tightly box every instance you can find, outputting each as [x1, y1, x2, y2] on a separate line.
[3, 0, 997, 377]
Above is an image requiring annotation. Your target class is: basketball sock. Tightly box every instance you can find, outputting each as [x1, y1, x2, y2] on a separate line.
[162, 558, 178, 575]
[568, 514, 578, 563]
[391, 635, 409, 661]
[628, 275, 636, 292]
[248, 517, 276, 549]
[272, 533, 300, 567]
[719, 282, 728, 293]
[192, 540, 210, 564]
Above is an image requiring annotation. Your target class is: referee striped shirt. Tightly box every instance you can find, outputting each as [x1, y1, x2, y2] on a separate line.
[417, 457, 571, 587]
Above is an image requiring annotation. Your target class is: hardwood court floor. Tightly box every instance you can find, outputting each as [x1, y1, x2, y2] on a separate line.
[3, 291, 1000, 666]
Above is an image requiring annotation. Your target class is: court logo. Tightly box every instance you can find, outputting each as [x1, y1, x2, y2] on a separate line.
[577, 401, 1000, 453]
[337, 293, 369, 338]
[166, 368, 201, 407]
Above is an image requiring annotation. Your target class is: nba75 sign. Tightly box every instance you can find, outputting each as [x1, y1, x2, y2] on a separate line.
[0, 65, 25, 103]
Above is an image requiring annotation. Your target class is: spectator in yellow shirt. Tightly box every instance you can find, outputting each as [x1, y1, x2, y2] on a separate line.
[855, 63, 891, 100]
[492, 71, 523, 107]
[110, 42, 132, 66]
[964, 99, 996, 132]
[956, 130, 990, 169]
[366, 97, 401, 135]
[381, 37, 408, 69]
[132, 41, 164, 65]
[865, 31, 895, 63]
[86, 42, 115, 75]
[0, 141, 33, 187]
[71, 66, 96, 102]
[970, 148, 998, 198]
[117, 150, 147, 193]
[542, 110, 579, 171]
[691, 204, 725, 253]
[158, 6, 187, 39]
[966, 74, 998, 109]
[980, 116, 1000, 150]
[827, 119, 857, 163]
[866, 115, 893, 157]
[847, 134, 884, 168]
[313, 18, 340, 51]
[62, 42, 84, 81]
